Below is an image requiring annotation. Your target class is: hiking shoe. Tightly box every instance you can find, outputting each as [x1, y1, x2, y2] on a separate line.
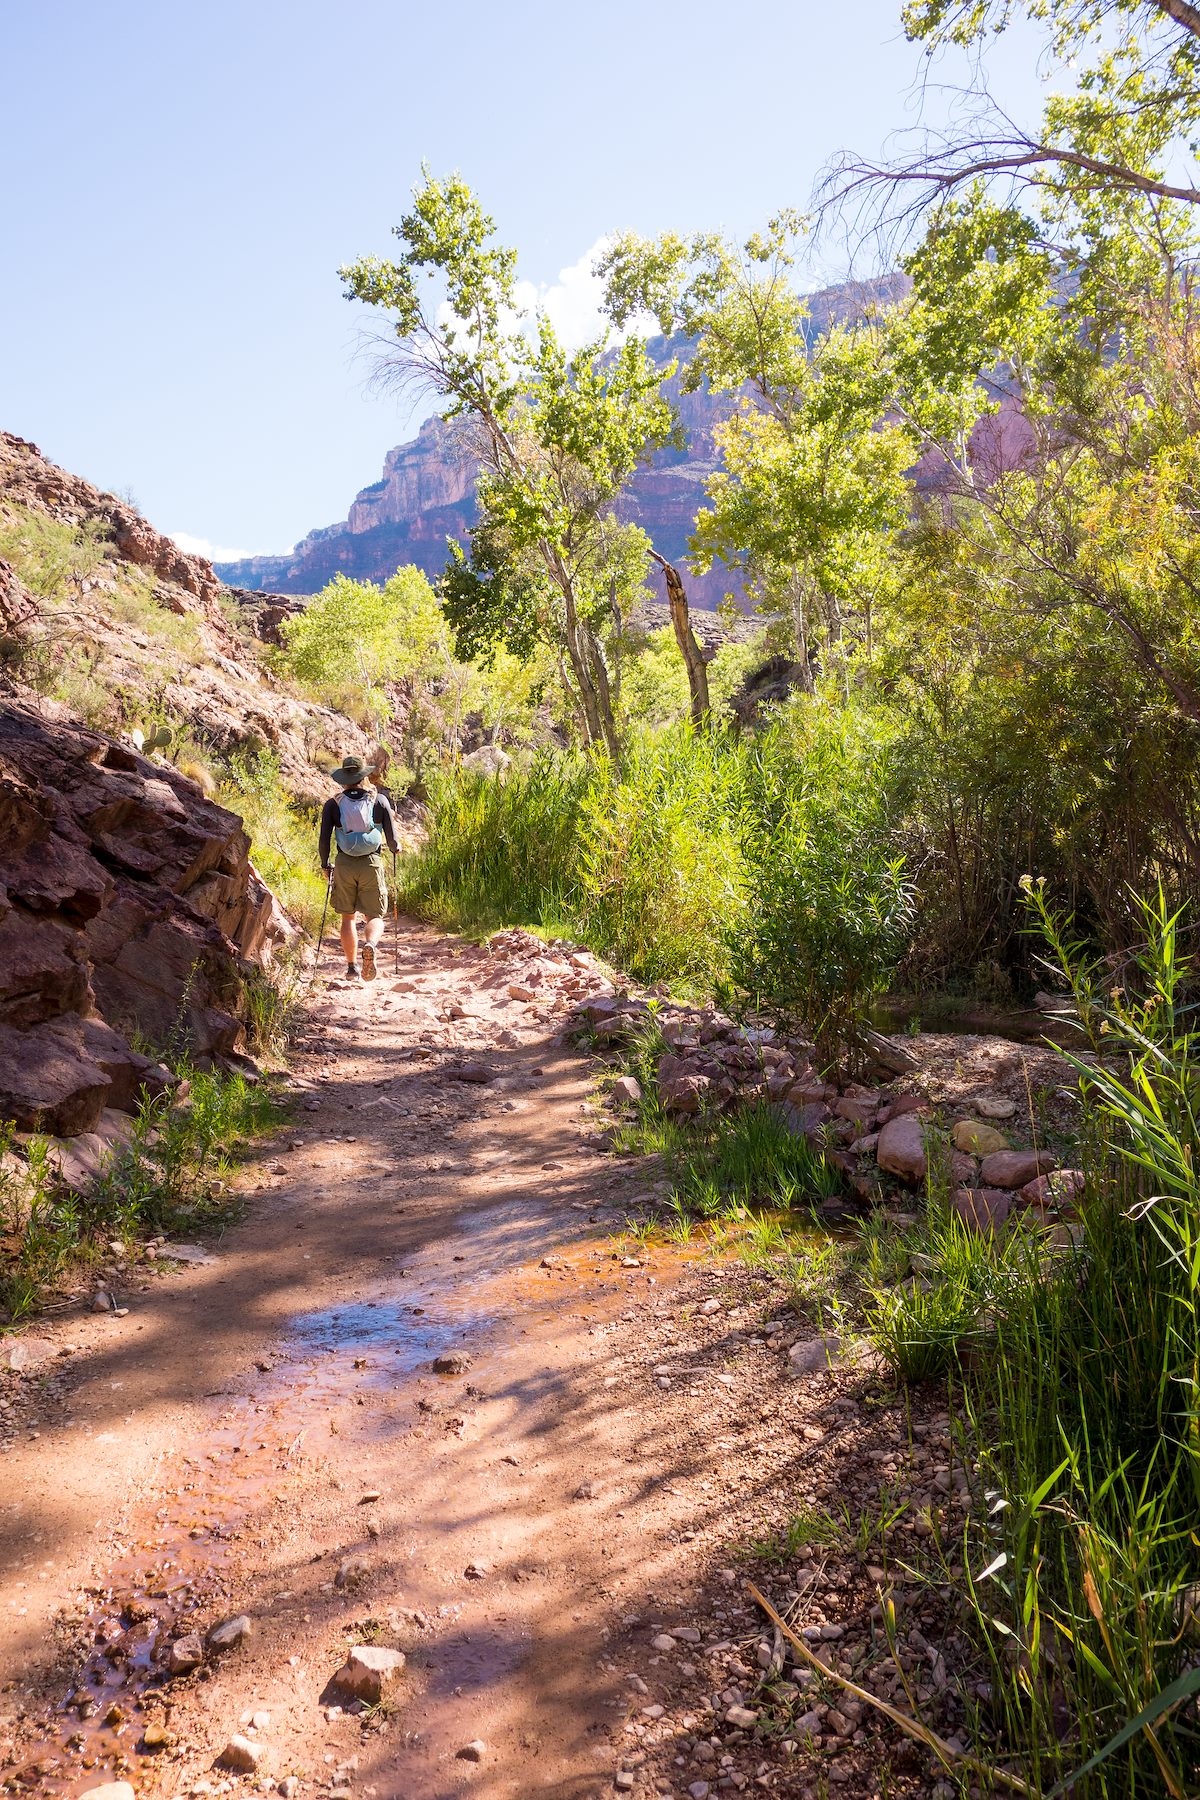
[361, 944, 377, 982]
[346, 963, 362, 981]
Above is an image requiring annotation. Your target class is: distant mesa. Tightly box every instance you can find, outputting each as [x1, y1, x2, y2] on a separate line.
[215, 276, 910, 611]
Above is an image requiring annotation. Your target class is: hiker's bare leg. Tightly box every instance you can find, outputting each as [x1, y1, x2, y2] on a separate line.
[339, 915, 359, 964]
[363, 917, 385, 950]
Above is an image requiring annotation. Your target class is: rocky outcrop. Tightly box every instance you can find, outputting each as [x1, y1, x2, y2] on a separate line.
[0, 432, 224, 620]
[0, 434, 383, 803]
[0, 698, 288, 1135]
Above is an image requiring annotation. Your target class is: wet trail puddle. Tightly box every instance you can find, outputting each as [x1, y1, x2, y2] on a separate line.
[3, 1266, 497, 1795]
[4, 1195, 710, 1796]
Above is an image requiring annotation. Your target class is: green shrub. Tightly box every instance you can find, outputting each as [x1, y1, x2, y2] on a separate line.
[278, 568, 446, 717]
[0, 506, 110, 602]
[0, 1063, 281, 1323]
[85, 1065, 282, 1240]
[725, 707, 914, 1067]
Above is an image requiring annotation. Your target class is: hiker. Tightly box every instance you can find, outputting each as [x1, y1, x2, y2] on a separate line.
[319, 754, 400, 982]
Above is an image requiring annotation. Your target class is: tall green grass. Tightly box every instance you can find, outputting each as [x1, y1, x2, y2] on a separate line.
[402, 751, 590, 939]
[402, 732, 749, 987]
[860, 886, 1200, 1795]
[403, 714, 911, 1012]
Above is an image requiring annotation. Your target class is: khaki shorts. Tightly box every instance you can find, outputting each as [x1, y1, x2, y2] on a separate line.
[330, 853, 388, 920]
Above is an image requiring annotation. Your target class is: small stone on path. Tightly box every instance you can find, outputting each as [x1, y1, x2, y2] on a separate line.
[218, 1736, 266, 1773]
[207, 1613, 252, 1651]
[335, 1555, 370, 1589]
[456, 1741, 487, 1762]
[167, 1631, 203, 1674]
[788, 1334, 841, 1376]
[331, 1645, 406, 1703]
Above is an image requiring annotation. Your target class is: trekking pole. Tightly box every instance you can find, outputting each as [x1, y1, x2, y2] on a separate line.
[308, 870, 332, 990]
[392, 850, 400, 975]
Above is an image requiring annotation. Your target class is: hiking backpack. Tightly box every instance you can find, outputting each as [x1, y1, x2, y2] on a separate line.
[334, 790, 384, 857]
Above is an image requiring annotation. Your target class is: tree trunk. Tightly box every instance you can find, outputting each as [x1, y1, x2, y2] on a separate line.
[555, 565, 620, 758]
[650, 551, 711, 728]
[583, 626, 621, 759]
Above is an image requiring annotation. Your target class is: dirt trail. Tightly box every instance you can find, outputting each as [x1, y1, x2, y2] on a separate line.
[0, 919, 756, 1800]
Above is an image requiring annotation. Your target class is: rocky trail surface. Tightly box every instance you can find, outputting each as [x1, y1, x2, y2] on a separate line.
[0, 922, 999, 1800]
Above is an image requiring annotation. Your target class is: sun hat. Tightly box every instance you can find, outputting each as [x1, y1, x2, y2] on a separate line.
[328, 754, 374, 789]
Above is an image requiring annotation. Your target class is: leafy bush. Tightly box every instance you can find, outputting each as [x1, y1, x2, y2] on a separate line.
[575, 728, 746, 988]
[84, 1065, 282, 1241]
[404, 710, 915, 1035]
[725, 708, 914, 1066]
[278, 568, 447, 720]
[0, 506, 110, 603]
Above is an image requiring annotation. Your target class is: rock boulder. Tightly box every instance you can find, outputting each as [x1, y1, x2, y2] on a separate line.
[0, 700, 288, 1136]
[876, 1112, 931, 1185]
[979, 1149, 1057, 1190]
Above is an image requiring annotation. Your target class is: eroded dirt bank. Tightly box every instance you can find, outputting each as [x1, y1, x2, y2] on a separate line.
[0, 920, 974, 1800]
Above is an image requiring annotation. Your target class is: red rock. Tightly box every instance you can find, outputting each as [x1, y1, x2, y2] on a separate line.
[1019, 1168, 1086, 1208]
[834, 1096, 878, 1124]
[578, 996, 622, 1022]
[876, 1112, 931, 1184]
[951, 1187, 1012, 1231]
[979, 1149, 1057, 1190]
[447, 1062, 491, 1084]
[788, 1079, 835, 1106]
[777, 1100, 830, 1139]
[0, 698, 292, 1135]
[877, 1093, 930, 1124]
[0, 1015, 112, 1134]
[658, 1073, 710, 1115]
[0, 912, 91, 1027]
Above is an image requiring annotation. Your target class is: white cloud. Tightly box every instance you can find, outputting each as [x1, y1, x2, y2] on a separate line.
[169, 530, 263, 564]
[436, 234, 656, 355]
[513, 235, 620, 349]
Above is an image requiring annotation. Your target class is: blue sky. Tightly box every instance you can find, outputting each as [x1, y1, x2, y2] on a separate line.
[2, 1, 1047, 559]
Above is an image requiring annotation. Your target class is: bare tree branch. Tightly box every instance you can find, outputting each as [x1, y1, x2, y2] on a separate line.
[1147, 0, 1200, 41]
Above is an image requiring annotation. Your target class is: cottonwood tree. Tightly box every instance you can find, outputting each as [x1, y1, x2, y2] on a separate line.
[600, 216, 914, 683]
[828, 0, 1200, 229]
[340, 175, 681, 757]
[863, 166, 1200, 723]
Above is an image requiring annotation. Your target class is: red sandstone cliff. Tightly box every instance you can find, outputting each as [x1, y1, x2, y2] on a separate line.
[216, 277, 910, 607]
